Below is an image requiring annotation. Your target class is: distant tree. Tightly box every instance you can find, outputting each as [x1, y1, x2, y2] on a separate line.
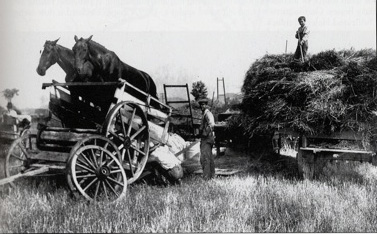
[2, 88, 19, 103]
[191, 81, 208, 101]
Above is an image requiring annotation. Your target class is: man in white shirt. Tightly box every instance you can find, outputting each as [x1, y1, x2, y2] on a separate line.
[198, 98, 215, 180]
[5, 102, 31, 127]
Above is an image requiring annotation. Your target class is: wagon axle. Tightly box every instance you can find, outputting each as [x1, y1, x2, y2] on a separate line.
[123, 136, 132, 148]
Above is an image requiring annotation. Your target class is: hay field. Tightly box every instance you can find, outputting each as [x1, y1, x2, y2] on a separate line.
[1, 147, 377, 233]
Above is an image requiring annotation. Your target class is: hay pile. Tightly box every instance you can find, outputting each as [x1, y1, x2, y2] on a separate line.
[237, 48, 377, 137]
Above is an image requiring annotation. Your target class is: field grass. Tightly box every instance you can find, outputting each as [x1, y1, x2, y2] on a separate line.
[1, 146, 377, 233]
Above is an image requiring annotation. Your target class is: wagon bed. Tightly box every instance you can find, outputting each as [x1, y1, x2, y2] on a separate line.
[276, 128, 377, 179]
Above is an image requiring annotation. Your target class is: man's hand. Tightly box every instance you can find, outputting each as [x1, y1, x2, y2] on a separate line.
[300, 40, 304, 45]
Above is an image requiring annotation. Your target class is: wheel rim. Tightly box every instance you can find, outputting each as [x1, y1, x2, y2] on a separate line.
[103, 102, 149, 184]
[70, 144, 127, 202]
[66, 135, 122, 197]
[5, 133, 35, 187]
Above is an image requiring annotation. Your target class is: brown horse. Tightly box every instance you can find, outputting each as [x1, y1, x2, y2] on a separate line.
[72, 35, 159, 107]
[36, 38, 101, 82]
[37, 38, 108, 128]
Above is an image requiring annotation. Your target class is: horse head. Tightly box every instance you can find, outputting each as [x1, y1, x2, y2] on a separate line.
[36, 38, 60, 76]
[72, 35, 95, 78]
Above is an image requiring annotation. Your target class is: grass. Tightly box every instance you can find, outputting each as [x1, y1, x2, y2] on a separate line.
[1, 145, 377, 232]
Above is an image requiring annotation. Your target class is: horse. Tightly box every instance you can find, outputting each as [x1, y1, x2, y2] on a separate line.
[72, 35, 160, 108]
[36, 38, 100, 82]
[36, 38, 105, 127]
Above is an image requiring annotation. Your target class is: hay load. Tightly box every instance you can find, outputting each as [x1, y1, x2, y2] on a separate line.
[237, 49, 377, 138]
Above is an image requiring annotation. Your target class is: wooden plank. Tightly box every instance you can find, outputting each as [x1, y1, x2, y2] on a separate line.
[114, 79, 172, 112]
[42, 82, 119, 89]
[0, 167, 49, 186]
[29, 151, 70, 162]
[39, 131, 95, 144]
[166, 100, 190, 104]
[321, 153, 373, 162]
[304, 131, 368, 141]
[37, 126, 99, 134]
[300, 147, 373, 154]
[114, 92, 169, 120]
[31, 164, 66, 170]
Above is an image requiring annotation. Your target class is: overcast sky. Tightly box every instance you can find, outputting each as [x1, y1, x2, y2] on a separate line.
[0, 0, 375, 108]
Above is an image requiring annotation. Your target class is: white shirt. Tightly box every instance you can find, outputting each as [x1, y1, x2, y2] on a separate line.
[200, 109, 215, 139]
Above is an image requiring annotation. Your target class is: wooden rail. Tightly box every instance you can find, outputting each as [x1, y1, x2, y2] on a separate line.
[42, 82, 120, 89]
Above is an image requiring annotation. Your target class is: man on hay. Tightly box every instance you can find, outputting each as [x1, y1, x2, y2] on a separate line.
[294, 16, 310, 63]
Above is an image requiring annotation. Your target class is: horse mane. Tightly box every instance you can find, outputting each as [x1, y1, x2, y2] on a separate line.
[88, 40, 111, 54]
[55, 43, 72, 52]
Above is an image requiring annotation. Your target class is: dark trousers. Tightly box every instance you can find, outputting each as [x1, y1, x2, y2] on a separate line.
[294, 41, 308, 61]
[200, 140, 215, 179]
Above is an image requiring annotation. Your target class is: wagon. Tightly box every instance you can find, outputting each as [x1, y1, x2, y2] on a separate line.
[0, 78, 173, 202]
[275, 128, 377, 179]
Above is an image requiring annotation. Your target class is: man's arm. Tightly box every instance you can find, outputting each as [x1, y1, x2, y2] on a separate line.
[204, 111, 215, 134]
[301, 26, 310, 42]
[205, 111, 215, 128]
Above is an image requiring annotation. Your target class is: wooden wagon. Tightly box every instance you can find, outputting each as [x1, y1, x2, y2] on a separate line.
[0, 78, 174, 202]
[276, 129, 377, 179]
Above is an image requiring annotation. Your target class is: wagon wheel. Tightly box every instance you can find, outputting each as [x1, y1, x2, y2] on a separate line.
[102, 101, 150, 184]
[4, 133, 37, 187]
[67, 136, 127, 202]
[66, 135, 123, 199]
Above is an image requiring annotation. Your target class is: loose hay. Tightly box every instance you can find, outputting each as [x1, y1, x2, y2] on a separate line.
[235, 49, 377, 144]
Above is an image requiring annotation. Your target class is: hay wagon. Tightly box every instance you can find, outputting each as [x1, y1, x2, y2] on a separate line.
[276, 129, 377, 179]
[0, 78, 174, 202]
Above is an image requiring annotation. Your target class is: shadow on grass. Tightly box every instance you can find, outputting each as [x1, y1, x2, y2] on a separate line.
[316, 160, 377, 186]
[245, 149, 377, 186]
[245, 150, 301, 180]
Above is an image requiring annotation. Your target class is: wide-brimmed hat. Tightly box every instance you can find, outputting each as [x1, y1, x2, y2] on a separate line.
[197, 98, 209, 104]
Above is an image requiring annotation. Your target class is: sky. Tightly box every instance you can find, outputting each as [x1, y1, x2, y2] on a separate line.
[0, 0, 375, 109]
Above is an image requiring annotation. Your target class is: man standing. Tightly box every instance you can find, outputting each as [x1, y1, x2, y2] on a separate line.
[294, 16, 310, 62]
[198, 98, 215, 180]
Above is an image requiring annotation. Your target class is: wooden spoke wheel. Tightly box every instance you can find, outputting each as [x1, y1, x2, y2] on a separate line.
[66, 135, 123, 199]
[102, 101, 150, 184]
[68, 138, 127, 202]
[5, 133, 37, 187]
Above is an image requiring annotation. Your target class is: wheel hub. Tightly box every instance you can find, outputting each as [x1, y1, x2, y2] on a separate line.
[97, 166, 110, 180]
[124, 136, 132, 149]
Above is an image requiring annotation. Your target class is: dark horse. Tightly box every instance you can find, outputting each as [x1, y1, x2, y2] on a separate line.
[36, 38, 105, 127]
[36, 38, 101, 82]
[72, 35, 160, 108]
